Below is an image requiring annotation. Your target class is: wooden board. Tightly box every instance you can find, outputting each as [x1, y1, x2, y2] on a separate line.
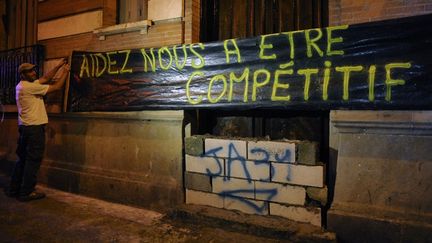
[148, 0, 182, 21]
[38, 10, 103, 40]
[38, 0, 103, 22]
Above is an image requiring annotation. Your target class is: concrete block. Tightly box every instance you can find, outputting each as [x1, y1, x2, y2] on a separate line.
[306, 186, 328, 205]
[185, 155, 224, 176]
[205, 138, 247, 158]
[270, 203, 321, 227]
[224, 197, 268, 215]
[184, 172, 212, 192]
[272, 163, 324, 187]
[212, 177, 254, 199]
[184, 135, 205, 156]
[227, 160, 270, 181]
[255, 181, 306, 206]
[297, 141, 319, 165]
[248, 141, 295, 163]
[186, 189, 224, 208]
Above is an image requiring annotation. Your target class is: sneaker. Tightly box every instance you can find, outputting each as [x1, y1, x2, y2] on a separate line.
[17, 191, 46, 202]
[4, 188, 20, 198]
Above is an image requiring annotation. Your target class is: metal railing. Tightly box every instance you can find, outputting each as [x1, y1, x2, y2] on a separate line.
[0, 45, 45, 105]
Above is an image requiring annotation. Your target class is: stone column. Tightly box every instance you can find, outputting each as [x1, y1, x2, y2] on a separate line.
[328, 110, 432, 242]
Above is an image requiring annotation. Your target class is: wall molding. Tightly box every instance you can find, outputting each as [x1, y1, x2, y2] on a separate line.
[49, 110, 184, 122]
[93, 20, 153, 40]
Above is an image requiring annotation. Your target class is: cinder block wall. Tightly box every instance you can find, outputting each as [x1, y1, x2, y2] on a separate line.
[184, 136, 326, 227]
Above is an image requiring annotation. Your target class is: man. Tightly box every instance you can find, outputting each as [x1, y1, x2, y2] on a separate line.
[5, 59, 70, 201]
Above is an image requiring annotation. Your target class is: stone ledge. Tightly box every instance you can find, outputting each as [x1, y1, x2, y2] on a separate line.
[48, 110, 184, 122]
[93, 20, 152, 40]
[331, 110, 432, 123]
[331, 111, 432, 135]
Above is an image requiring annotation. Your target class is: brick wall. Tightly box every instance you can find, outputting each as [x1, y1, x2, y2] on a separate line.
[329, 0, 432, 26]
[39, 0, 194, 59]
[36, 0, 194, 111]
[39, 21, 184, 59]
[184, 136, 326, 227]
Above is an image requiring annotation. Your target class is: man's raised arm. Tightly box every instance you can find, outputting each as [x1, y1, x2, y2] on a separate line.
[39, 58, 67, 84]
[46, 64, 70, 94]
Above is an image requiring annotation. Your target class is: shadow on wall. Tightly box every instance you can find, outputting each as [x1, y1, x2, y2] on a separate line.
[0, 114, 18, 176]
[325, 147, 338, 225]
[40, 120, 89, 194]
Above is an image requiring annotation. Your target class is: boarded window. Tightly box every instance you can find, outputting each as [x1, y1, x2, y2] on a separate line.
[118, 0, 148, 24]
[201, 0, 328, 42]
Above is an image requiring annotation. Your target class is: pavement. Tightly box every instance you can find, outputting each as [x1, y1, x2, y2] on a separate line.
[0, 173, 336, 242]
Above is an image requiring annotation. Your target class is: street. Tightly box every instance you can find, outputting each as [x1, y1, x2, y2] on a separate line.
[0, 174, 334, 243]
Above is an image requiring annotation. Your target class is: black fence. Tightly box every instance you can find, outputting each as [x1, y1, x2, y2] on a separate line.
[0, 45, 45, 105]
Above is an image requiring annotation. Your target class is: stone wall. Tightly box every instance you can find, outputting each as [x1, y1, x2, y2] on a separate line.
[328, 111, 432, 241]
[0, 111, 185, 211]
[184, 136, 326, 227]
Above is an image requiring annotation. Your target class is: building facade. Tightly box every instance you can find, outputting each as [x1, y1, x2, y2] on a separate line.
[0, 0, 431, 241]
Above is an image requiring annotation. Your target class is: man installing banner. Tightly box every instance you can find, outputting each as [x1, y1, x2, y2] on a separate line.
[67, 14, 432, 111]
[5, 59, 70, 201]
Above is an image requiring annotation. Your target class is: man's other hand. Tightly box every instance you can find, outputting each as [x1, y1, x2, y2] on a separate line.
[56, 58, 68, 68]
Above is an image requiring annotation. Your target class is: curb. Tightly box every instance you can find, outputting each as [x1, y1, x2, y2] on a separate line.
[166, 204, 337, 242]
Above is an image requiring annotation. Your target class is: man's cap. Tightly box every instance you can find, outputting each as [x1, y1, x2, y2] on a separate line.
[18, 63, 36, 74]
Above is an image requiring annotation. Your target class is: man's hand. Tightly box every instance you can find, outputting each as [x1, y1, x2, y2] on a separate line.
[62, 64, 71, 73]
[39, 57, 69, 84]
[56, 58, 68, 68]
[46, 63, 70, 94]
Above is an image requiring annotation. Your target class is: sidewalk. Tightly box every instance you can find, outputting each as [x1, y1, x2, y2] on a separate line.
[0, 173, 335, 242]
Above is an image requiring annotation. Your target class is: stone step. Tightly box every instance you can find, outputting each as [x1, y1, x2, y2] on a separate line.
[169, 204, 336, 243]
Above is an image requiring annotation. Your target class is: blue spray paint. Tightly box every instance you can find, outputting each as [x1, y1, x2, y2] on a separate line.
[198, 142, 295, 213]
[220, 188, 278, 213]
[202, 146, 224, 176]
[286, 164, 292, 181]
[250, 147, 273, 181]
[226, 143, 251, 182]
[275, 149, 292, 162]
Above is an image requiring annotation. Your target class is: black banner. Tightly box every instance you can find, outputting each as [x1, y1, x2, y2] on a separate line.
[68, 14, 432, 111]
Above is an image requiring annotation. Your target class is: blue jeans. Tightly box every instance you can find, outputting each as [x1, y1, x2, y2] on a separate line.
[9, 125, 46, 196]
